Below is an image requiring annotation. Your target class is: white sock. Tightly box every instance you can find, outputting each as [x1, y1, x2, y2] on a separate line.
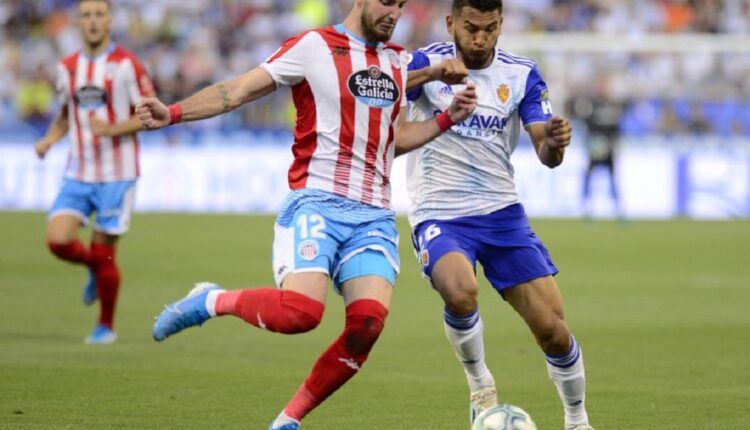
[205, 289, 223, 317]
[444, 309, 495, 392]
[271, 411, 300, 428]
[546, 336, 589, 429]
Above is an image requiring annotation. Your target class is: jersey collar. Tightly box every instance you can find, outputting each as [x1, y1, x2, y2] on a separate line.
[334, 23, 380, 48]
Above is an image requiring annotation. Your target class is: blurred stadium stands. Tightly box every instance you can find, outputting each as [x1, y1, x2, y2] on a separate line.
[1, 1, 749, 219]
[1, 0, 749, 137]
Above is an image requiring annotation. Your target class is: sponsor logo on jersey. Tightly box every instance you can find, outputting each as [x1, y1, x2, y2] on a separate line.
[439, 85, 454, 95]
[433, 109, 509, 138]
[497, 84, 510, 104]
[298, 240, 319, 261]
[74, 85, 107, 109]
[348, 66, 399, 108]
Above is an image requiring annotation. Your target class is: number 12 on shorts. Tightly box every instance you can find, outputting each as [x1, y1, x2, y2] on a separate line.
[297, 214, 327, 239]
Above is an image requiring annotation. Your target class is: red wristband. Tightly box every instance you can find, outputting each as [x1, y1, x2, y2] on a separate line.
[168, 104, 183, 125]
[436, 111, 455, 132]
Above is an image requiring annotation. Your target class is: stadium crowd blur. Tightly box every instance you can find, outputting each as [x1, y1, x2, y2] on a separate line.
[2, 0, 749, 140]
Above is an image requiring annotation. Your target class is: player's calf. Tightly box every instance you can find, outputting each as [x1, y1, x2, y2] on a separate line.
[220, 288, 324, 334]
[47, 240, 89, 265]
[279, 299, 388, 424]
[531, 315, 572, 357]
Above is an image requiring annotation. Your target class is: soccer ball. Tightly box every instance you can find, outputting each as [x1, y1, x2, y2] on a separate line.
[471, 404, 537, 430]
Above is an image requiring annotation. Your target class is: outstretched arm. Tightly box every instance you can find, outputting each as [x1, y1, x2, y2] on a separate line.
[406, 58, 468, 92]
[136, 67, 277, 130]
[526, 117, 573, 168]
[395, 83, 477, 157]
[34, 105, 69, 159]
[90, 116, 145, 137]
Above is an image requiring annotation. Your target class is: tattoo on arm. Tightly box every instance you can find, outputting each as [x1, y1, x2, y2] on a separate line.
[218, 84, 230, 112]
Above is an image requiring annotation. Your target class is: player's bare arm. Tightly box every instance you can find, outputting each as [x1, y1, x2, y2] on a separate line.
[395, 83, 478, 157]
[136, 67, 276, 130]
[406, 58, 469, 92]
[526, 116, 573, 168]
[35, 105, 69, 159]
[90, 116, 147, 137]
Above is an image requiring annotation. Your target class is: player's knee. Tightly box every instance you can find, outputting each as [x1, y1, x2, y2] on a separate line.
[47, 240, 73, 258]
[441, 282, 478, 315]
[343, 300, 389, 359]
[534, 317, 570, 353]
[275, 291, 325, 334]
[280, 308, 323, 333]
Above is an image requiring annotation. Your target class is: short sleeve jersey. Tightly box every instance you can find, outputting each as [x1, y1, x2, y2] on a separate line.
[57, 43, 153, 182]
[405, 42, 553, 226]
[260, 25, 408, 209]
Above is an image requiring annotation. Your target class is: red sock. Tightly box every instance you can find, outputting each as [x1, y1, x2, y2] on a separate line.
[48, 240, 89, 265]
[89, 243, 120, 329]
[284, 299, 389, 420]
[218, 289, 324, 334]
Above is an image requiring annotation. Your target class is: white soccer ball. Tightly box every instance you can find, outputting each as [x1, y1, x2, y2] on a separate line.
[471, 404, 538, 430]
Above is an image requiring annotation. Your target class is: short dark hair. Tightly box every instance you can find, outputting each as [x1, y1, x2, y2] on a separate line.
[78, 0, 110, 5]
[452, 0, 503, 14]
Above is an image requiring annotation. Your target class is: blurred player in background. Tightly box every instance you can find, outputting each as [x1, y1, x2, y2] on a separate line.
[137, 0, 474, 428]
[406, 0, 595, 429]
[34, 0, 154, 345]
[571, 77, 625, 221]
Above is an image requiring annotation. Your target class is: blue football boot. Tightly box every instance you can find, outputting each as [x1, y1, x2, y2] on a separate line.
[268, 422, 300, 430]
[82, 269, 97, 306]
[85, 324, 117, 345]
[152, 282, 223, 342]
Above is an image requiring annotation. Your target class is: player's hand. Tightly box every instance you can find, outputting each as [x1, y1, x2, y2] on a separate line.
[34, 138, 54, 159]
[136, 97, 170, 130]
[446, 82, 477, 123]
[545, 116, 572, 149]
[428, 59, 468, 85]
[90, 117, 114, 137]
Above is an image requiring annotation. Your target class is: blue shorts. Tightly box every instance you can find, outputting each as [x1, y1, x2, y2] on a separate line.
[49, 178, 137, 235]
[272, 189, 400, 293]
[412, 204, 558, 294]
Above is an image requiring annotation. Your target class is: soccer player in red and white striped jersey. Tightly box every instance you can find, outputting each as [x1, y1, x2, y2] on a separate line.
[34, 0, 154, 345]
[138, 1, 476, 428]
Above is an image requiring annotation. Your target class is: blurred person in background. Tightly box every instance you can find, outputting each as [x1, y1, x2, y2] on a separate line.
[572, 77, 626, 221]
[16, 65, 55, 128]
[34, 0, 154, 345]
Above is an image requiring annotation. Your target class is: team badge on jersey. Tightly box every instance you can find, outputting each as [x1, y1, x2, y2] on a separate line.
[74, 85, 107, 110]
[298, 240, 320, 261]
[348, 66, 400, 108]
[497, 84, 510, 104]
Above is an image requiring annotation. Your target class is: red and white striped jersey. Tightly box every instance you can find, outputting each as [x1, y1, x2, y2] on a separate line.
[260, 25, 408, 209]
[56, 44, 153, 183]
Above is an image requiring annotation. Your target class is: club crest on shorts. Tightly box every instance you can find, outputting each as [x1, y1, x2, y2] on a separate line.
[298, 240, 319, 261]
[420, 249, 430, 267]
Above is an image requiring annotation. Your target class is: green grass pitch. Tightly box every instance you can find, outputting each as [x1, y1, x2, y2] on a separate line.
[1, 212, 749, 429]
